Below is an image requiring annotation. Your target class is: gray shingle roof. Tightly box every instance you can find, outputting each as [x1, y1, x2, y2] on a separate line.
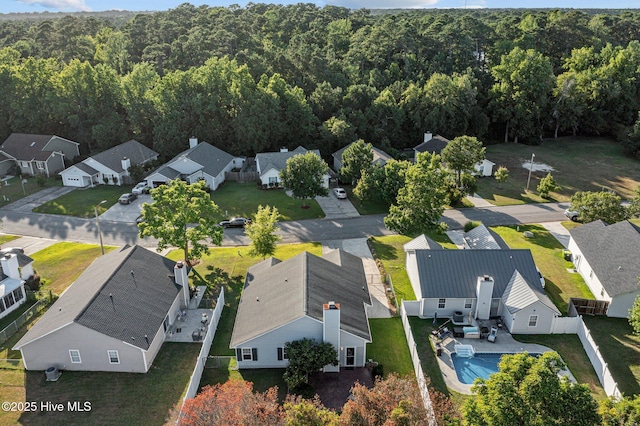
[464, 224, 509, 250]
[414, 135, 450, 154]
[1, 133, 55, 161]
[332, 143, 393, 167]
[569, 220, 640, 296]
[14, 246, 181, 350]
[404, 234, 444, 251]
[256, 146, 318, 175]
[502, 270, 560, 314]
[152, 142, 234, 179]
[72, 162, 99, 175]
[88, 140, 158, 173]
[412, 249, 544, 299]
[230, 250, 371, 347]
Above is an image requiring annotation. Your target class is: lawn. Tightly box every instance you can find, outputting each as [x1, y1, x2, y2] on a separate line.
[0, 234, 19, 245]
[345, 185, 389, 215]
[582, 316, 640, 397]
[367, 318, 414, 377]
[477, 137, 640, 205]
[491, 224, 593, 314]
[6, 343, 201, 426]
[0, 176, 62, 209]
[33, 185, 133, 217]
[211, 181, 324, 221]
[369, 234, 457, 304]
[30, 242, 115, 295]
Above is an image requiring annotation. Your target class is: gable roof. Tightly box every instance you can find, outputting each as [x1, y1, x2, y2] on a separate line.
[464, 224, 509, 250]
[0, 133, 57, 161]
[88, 140, 158, 173]
[404, 234, 444, 251]
[411, 249, 544, 299]
[14, 246, 181, 351]
[230, 249, 371, 347]
[414, 135, 450, 154]
[332, 142, 393, 166]
[569, 220, 640, 297]
[502, 270, 560, 315]
[256, 146, 320, 175]
[153, 142, 234, 179]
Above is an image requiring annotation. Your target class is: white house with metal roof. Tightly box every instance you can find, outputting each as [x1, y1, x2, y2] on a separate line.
[0, 252, 35, 321]
[230, 250, 372, 370]
[255, 146, 330, 188]
[568, 220, 640, 318]
[404, 235, 560, 334]
[60, 140, 158, 187]
[145, 138, 242, 191]
[14, 246, 191, 373]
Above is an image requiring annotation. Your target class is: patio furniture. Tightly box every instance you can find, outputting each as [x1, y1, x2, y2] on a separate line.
[191, 330, 203, 341]
[487, 326, 498, 343]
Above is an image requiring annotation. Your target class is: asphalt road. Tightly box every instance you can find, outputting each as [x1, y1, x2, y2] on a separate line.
[0, 202, 571, 248]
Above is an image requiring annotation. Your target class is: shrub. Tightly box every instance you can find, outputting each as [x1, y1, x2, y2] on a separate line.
[464, 221, 481, 232]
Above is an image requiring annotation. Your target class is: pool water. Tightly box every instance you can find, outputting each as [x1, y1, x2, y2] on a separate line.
[451, 353, 540, 384]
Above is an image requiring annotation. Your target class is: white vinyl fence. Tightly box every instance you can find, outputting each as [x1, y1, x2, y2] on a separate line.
[400, 302, 437, 426]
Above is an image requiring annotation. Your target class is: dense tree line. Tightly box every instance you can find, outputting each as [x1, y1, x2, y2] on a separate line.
[1, 4, 640, 160]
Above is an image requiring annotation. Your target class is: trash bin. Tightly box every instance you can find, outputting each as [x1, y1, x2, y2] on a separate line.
[436, 343, 442, 356]
[563, 250, 572, 261]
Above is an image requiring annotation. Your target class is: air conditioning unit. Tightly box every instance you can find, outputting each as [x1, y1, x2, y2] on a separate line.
[45, 366, 61, 381]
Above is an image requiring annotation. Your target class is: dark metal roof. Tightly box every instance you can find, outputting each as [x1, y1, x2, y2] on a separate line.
[464, 224, 510, 250]
[569, 220, 640, 297]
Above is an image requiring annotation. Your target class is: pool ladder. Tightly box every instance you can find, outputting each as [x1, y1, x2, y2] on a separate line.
[455, 344, 475, 358]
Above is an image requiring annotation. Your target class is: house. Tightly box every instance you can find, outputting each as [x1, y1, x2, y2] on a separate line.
[60, 140, 158, 187]
[463, 224, 509, 250]
[568, 220, 640, 318]
[256, 146, 330, 188]
[14, 245, 192, 373]
[413, 132, 495, 176]
[332, 142, 393, 173]
[230, 250, 372, 371]
[404, 236, 560, 334]
[0, 252, 35, 321]
[145, 138, 242, 191]
[0, 133, 80, 177]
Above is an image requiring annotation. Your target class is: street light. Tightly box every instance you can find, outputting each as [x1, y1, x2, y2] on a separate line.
[94, 200, 107, 255]
[526, 153, 536, 192]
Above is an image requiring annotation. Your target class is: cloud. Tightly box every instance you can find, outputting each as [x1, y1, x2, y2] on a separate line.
[18, 0, 92, 12]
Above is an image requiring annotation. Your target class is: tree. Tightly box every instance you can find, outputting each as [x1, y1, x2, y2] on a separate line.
[138, 179, 223, 265]
[495, 166, 509, 188]
[283, 395, 338, 425]
[537, 172, 560, 198]
[354, 159, 411, 205]
[280, 151, 329, 207]
[384, 152, 450, 235]
[441, 135, 486, 188]
[283, 338, 338, 389]
[630, 285, 640, 335]
[339, 139, 373, 184]
[628, 186, 640, 218]
[600, 394, 640, 426]
[569, 191, 628, 224]
[245, 205, 281, 259]
[463, 352, 601, 426]
[179, 380, 283, 426]
[339, 374, 429, 425]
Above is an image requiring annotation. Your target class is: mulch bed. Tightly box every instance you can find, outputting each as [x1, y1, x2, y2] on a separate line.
[309, 368, 374, 410]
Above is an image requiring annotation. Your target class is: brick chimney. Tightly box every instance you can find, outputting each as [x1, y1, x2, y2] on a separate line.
[322, 301, 340, 372]
[174, 261, 190, 302]
[0, 253, 20, 280]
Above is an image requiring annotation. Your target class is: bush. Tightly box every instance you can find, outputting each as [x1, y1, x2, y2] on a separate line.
[372, 364, 384, 380]
[464, 221, 481, 232]
[291, 383, 316, 399]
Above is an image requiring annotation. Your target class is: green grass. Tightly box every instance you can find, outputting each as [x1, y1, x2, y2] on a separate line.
[9, 343, 201, 426]
[0, 234, 19, 245]
[407, 317, 449, 396]
[211, 181, 324, 221]
[0, 176, 62, 209]
[345, 186, 389, 215]
[478, 137, 640, 205]
[582, 316, 640, 397]
[491, 225, 593, 314]
[33, 185, 132, 217]
[367, 318, 414, 377]
[31, 242, 116, 295]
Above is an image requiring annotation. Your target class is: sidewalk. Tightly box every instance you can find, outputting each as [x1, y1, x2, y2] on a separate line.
[540, 221, 571, 249]
[2, 235, 58, 255]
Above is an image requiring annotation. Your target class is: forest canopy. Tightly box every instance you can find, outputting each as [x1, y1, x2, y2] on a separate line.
[1, 4, 640, 160]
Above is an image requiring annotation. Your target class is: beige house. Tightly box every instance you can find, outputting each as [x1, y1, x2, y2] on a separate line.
[14, 246, 191, 373]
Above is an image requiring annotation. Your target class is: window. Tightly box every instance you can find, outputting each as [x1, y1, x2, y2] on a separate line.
[236, 348, 258, 362]
[20, 161, 29, 168]
[528, 315, 538, 327]
[13, 288, 24, 303]
[69, 350, 82, 364]
[36, 161, 45, 169]
[277, 347, 288, 361]
[268, 176, 278, 184]
[0, 299, 5, 313]
[464, 299, 472, 309]
[4, 292, 15, 308]
[438, 298, 446, 309]
[107, 350, 120, 364]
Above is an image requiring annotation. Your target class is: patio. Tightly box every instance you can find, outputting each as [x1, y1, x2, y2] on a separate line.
[309, 367, 374, 409]
[165, 286, 214, 343]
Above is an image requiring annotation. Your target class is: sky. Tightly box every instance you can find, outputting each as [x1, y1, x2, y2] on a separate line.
[1, 0, 638, 14]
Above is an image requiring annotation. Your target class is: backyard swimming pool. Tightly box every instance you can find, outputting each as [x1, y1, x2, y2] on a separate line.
[451, 353, 541, 384]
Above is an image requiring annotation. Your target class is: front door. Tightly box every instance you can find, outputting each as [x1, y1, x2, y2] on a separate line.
[345, 347, 356, 366]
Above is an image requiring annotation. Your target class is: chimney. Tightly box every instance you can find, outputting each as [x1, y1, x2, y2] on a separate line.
[174, 261, 190, 302]
[189, 137, 198, 149]
[424, 132, 433, 143]
[280, 147, 288, 153]
[0, 253, 20, 280]
[475, 275, 494, 320]
[322, 302, 340, 372]
[121, 157, 131, 174]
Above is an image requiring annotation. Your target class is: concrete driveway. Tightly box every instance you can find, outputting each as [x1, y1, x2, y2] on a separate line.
[99, 194, 152, 222]
[315, 190, 360, 219]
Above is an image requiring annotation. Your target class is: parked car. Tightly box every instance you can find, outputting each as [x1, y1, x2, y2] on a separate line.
[118, 193, 138, 204]
[219, 217, 252, 228]
[333, 187, 347, 199]
[135, 215, 145, 224]
[132, 182, 149, 195]
[0, 247, 24, 256]
[564, 208, 579, 222]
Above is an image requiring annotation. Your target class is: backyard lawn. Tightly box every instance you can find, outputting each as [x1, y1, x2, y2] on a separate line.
[367, 318, 414, 377]
[478, 137, 640, 205]
[33, 185, 132, 217]
[211, 181, 324, 221]
[0, 176, 62, 209]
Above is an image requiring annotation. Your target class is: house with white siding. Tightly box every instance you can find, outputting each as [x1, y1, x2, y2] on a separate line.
[0, 252, 35, 321]
[255, 146, 329, 188]
[230, 250, 371, 370]
[332, 142, 393, 173]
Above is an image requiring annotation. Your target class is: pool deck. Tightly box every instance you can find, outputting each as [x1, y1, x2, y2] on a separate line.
[434, 327, 576, 394]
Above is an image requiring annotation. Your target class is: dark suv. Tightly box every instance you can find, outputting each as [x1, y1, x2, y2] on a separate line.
[118, 193, 138, 204]
[219, 217, 252, 228]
